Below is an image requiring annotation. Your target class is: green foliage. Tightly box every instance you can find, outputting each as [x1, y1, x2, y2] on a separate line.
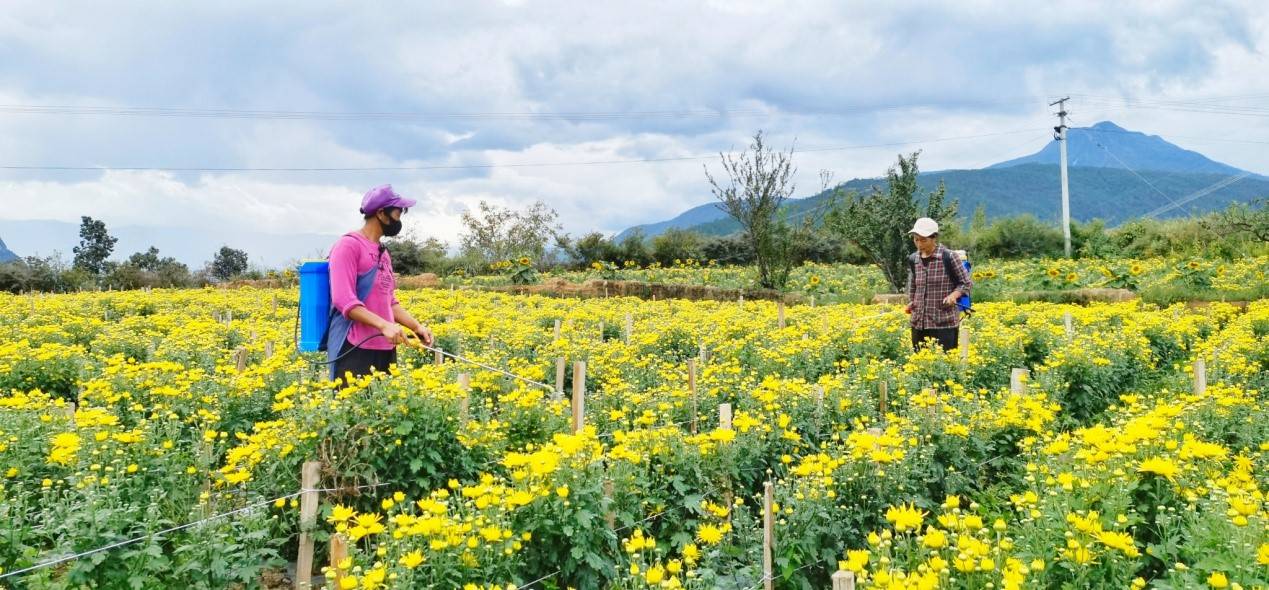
[209, 246, 249, 282]
[385, 236, 450, 275]
[706, 131, 802, 290]
[973, 214, 1064, 259]
[826, 152, 958, 292]
[71, 216, 118, 277]
[651, 229, 705, 266]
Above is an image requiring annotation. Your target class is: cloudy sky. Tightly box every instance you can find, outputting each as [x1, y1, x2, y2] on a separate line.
[2, 0, 1268, 251]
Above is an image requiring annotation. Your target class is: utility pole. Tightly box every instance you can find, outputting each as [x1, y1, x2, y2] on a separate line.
[1050, 97, 1072, 257]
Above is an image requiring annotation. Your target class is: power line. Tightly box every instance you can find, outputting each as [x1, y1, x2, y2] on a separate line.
[1143, 172, 1251, 219]
[0, 97, 1046, 122]
[0, 104, 767, 121]
[0, 129, 1041, 173]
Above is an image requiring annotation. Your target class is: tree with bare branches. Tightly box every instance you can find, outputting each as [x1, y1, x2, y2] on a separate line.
[705, 131, 800, 289]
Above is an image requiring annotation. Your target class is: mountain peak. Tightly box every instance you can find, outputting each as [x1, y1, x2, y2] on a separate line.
[989, 120, 1247, 176]
[0, 236, 18, 263]
[1090, 121, 1126, 131]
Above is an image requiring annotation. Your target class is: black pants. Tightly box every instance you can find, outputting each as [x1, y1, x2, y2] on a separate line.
[911, 327, 959, 351]
[333, 339, 398, 382]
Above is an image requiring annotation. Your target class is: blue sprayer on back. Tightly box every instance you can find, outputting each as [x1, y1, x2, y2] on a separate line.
[297, 261, 331, 352]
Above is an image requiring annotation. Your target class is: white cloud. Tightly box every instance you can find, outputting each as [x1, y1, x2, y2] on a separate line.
[0, 0, 1266, 262]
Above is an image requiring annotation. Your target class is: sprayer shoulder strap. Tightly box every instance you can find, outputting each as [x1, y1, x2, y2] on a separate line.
[941, 249, 963, 288]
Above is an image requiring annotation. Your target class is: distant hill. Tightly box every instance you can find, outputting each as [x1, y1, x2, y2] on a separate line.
[620, 121, 1268, 239]
[0, 236, 17, 263]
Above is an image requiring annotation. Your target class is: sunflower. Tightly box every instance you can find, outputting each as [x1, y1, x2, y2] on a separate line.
[518, 256, 531, 266]
[1046, 268, 1060, 278]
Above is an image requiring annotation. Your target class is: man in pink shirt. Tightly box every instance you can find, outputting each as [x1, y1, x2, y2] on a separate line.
[324, 184, 434, 380]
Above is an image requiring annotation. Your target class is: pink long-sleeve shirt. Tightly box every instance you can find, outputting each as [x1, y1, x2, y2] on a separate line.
[329, 232, 398, 351]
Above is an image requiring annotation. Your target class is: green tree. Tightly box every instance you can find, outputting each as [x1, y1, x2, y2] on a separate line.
[459, 200, 562, 266]
[210, 246, 250, 281]
[72, 216, 118, 276]
[385, 236, 449, 275]
[705, 131, 800, 289]
[558, 232, 620, 268]
[1202, 197, 1269, 243]
[616, 230, 652, 267]
[826, 152, 957, 293]
[651, 229, 705, 266]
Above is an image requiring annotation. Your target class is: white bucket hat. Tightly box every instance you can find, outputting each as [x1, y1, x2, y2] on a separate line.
[908, 217, 939, 237]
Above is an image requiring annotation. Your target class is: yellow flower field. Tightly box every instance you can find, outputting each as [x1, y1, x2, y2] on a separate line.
[0, 288, 1265, 589]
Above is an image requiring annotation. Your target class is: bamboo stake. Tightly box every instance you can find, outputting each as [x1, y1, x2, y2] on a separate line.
[777, 300, 786, 329]
[813, 385, 825, 431]
[959, 324, 969, 366]
[1010, 368, 1029, 394]
[1193, 358, 1207, 395]
[831, 570, 856, 590]
[434, 347, 444, 366]
[458, 373, 471, 423]
[688, 359, 699, 434]
[604, 479, 616, 529]
[572, 361, 586, 432]
[878, 381, 888, 420]
[554, 357, 566, 400]
[763, 481, 775, 590]
[329, 534, 349, 589]
[719, 403, 732, 431]
[295, 461, 322, 589]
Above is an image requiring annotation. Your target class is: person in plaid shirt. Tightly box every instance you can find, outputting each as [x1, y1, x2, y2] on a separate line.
[904, 217, 972, 351]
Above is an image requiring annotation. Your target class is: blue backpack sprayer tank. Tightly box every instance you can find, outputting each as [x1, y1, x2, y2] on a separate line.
[297, 261, 331, 352]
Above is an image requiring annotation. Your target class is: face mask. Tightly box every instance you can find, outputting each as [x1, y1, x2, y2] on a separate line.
[378, 212, 403, 237]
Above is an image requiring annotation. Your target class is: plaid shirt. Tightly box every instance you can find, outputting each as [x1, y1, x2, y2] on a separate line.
[906, 244, 973, 329]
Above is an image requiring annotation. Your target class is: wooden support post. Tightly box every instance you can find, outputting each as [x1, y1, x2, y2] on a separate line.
[264, 341, 274, 359]
[624, 313, 633, 345]
[1010, 368, 1029, 394]
[235, 348, 247, 372]
[554, 357, 566, 400]
[458, 373, 471, 423]
[1063, 312, 1074, 340]
[719, 403, 732, 431]
[328, 534, 349, 589]
[598, 320, 605, 341]
[604, 479, 615, 529]
[959, 324, 969, 365]
[810, 295, 816, 308]
[698, 344, 708, 365]
[295, 461, 322, 589]
[831, 570, 856, 590]
[813, 385, 825, 431]
[777, 300, 786, 329]
[434, 347, 444, 366]
[1193, 358, 1207, 395]
[878, 381, 888, 420]
[553, 319, 562, 341]
[272, 295, 278, 314]
[763, 481, 775, 590]
[250, 329, 257, 343]
[572, 361, 586, 432]
[688, 359, 699, 434]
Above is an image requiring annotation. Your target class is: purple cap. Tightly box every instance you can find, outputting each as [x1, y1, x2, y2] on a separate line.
[359, 184, 417, 215]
